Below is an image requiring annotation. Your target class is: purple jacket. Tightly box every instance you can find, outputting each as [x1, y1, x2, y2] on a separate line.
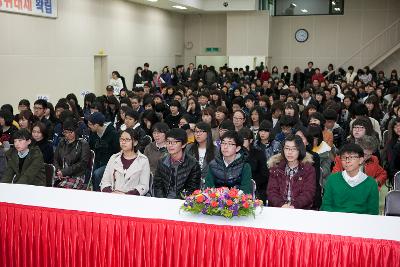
[267, 153, 316, 209]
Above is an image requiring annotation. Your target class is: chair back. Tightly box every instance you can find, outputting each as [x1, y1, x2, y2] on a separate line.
[85, 150, 95, 190]
[384, 190, 400, 216]
[251, 179, 256, 199]
[394, 171, 400, 191]
[44, 163, 56, 187]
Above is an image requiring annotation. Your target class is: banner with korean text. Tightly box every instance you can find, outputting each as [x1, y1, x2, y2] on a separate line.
[0, 0, 57, 18]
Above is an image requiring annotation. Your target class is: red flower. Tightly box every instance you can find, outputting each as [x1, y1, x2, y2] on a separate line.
[196, 195, 205, 203]
[226, 199, 233, 206]
[241, 195, 247, 202]
[193, 190, 201, 195]
[211, 201, 218, 208]
[228, 189, 239, 198]
[209, 192, 217, 198]
[243, 202, 249, 209]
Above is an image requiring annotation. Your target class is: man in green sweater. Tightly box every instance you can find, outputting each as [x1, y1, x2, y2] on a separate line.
[321, 143, 379, 215]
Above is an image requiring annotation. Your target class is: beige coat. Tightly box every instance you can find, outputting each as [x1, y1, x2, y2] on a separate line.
[100, 151, 150, 195]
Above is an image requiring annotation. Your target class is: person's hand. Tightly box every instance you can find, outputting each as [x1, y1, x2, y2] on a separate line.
[281, 203, 290, 208]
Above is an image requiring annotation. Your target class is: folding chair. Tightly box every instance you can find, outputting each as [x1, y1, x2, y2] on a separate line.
[393, 171, 400, 191]
[384, 190, 400, 216]
[44, 163, 56, 187]
[85, 150, 95, 190]
[146, 173, 154, 197]
[251, 179, 257, 199]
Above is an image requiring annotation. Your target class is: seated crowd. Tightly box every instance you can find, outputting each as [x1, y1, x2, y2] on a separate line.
[1, 61, 399, 216]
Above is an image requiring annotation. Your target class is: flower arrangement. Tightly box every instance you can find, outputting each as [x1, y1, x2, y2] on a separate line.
[180, 187, 263, 218]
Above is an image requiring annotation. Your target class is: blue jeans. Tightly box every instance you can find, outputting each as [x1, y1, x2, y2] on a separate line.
[92, 166, 106, 191]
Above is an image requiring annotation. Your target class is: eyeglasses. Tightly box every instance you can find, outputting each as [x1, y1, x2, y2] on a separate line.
[166, 140, 181, 145]
[284, 146, 298, 152]
[63, 130, 74, 135]
[194, 130, 206, 135]
[340, 155, 360, 162]
[221, 142, 236, 147]
[353, 126, 365, 131]
[233, 117, 244, 121]
[119, 138, 132, 143]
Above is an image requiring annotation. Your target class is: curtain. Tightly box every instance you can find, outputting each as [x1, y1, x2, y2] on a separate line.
[0, 202, 399, 267]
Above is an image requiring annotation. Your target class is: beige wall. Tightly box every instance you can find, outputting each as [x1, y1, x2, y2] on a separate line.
[269, 0, 400, 74]
[0, 0, 184, 109]
[183, 11, 270, 67]
[183, 14, 227, 66]
[226, 12, 270, 57]
[375, 47, 400, 76]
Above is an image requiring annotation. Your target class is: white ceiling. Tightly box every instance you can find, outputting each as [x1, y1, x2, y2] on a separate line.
[126, 0, 259, 13]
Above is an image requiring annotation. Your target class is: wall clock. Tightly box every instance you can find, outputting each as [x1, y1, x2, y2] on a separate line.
[295, 29, 309, 42]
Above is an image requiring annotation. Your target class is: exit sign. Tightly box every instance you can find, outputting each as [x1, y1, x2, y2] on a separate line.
[205, 47, 220, 52]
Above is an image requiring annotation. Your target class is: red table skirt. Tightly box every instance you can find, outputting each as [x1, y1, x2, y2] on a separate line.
[0, 202, 399, 267]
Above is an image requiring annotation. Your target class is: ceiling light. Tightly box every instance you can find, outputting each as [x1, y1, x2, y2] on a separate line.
[334, 7, 341, 11]
[332, 1, 336, 5]
[172, 5, 187, 10]
[147, 0, 158, 2]
[301, 9, 308, 13]
[291, 3, 297, 7]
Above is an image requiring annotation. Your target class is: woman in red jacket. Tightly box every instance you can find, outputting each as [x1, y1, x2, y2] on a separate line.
[267, 134, 316, 209]
[332, 135, 386, 190]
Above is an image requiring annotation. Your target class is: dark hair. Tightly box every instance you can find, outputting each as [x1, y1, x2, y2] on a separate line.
[120, 97, 132, 108]
[169, 100, 181, 109]
[219, 119, 235, 131]
[271, 100, 285, 114]
[1, 104, 14, 115]
[141, 110, 159, 131]
[83, 93, 96, 108]
[31, 121, 48, 140]
[66, 93, 79, 106]
[279, 115, 296, 127]
[323, 109, 337, 121]
[18, 99, 30, 108]
[309, 112, 326, 126]
[55, 101, 70, 111]
[249, 107, 265, 126]
[353, 103, 368, 117]
[13, 128, 32, 141]
[125, 108, 140, 122]
[121, 128, 140, 153]
[339, 143, 364, 158]
[307, 125, 324, 146]
[389, 117, 400, 145]
[281, 134, 307, 161]
[152, 122, 170, 133]
[166, 128, 188, 145]
[231, 96, 244, 108]
[201, 107, 218, 128]
[220, 130, 243, 147]
[352, 117, 375, 136]
[18, 110, 35, 130]
[0, 110, 14, 126]
[189, 121, 215, 163]
[34, 99, 48, 109]
[238, 127, 253, 140]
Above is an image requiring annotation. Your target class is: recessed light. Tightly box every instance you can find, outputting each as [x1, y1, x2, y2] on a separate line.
[147, 0, 158, 2]
[334, 7, 341, 11]
[301, 9, 308, 13]
[291, 3, 297, 6]
[332, 1, 336, 5]
[172, 5, 187, 10]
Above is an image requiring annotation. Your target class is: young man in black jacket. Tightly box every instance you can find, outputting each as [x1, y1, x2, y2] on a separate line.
[153, 128, 201, 199]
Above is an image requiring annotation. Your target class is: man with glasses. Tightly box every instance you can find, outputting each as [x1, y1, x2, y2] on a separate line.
[321, 143, 379, 215]
[331, 135, 386, 190]
[205, 131, 252, 194]
[33, 99, 53, 140]
[153, 128, 201, 199]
